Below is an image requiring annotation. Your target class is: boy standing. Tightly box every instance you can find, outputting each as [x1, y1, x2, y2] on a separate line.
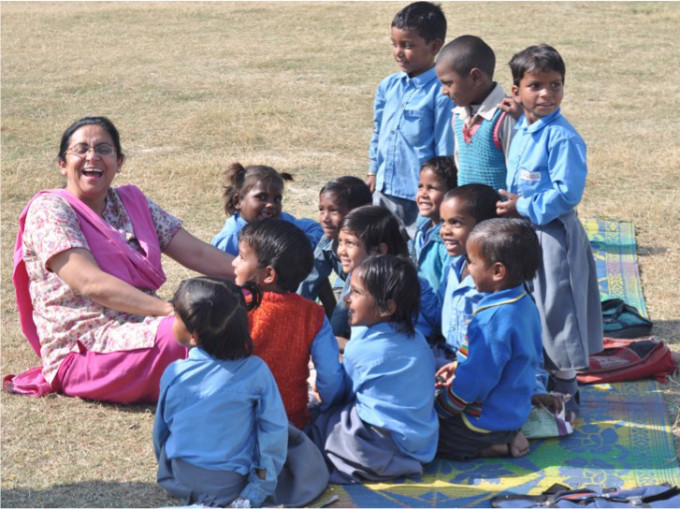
[435, 35, 516, 191]
[367, 1, 454, 239]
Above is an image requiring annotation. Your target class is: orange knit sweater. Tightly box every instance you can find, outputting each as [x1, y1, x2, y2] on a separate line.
[248, 292, 324, 428]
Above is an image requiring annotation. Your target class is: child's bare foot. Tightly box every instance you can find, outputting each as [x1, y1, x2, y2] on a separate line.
[480, 431, 529, 458]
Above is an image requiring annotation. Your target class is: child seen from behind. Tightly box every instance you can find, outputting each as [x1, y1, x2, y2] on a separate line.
[435, 218, 542, 459]
[233, 219, 344, 429]
[497, 44, 603, 411]
[435, 35, 516, 191]
[154, 277, 327, 507]
[309, 255, 438, 483]
[367, 1, 454, 238]
[412, 155, 457, 292]
[211, 163, 323, 256]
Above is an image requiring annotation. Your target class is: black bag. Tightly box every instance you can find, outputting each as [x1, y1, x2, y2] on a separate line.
[601, 298, 652, 338]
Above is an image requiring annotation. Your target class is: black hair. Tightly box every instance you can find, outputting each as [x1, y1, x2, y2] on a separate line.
[468, 218, 542, 286]
[420, 156, 457, 191]
[392, 1, 446, 43]
[340, 206, 409, 257]
[222, 162, 294, 217]
[172, 277, 258, 361]
[443, 184, 500, 223]
[509, 43, 566, 86]
[354, 255, 420, 335]
[319, 176, 372, 211]
[437, 35, 496, 78]
[238, 218, 314, 292]
[58, 116, 123, 163]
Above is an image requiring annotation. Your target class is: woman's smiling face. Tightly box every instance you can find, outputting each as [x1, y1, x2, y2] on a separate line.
[59, 124, 124, 210]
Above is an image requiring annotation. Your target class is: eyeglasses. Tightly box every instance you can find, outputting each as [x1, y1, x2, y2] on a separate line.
[67, 143, 116, 157]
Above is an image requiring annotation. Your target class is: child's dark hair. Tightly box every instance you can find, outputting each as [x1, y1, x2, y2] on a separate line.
[222, 162, 294, 216]
[468, 218, 542, 286]
[421, 156, 457, 191]
[172, 277, 258, 361]
[238, 218, 314, 292]
[392, 1, 446, 43]
[355, 255, 420, 335]
[509, 44, 566, 86]
[340, 206, 409, 257]
[443, 184, 499, 223]
[437, 35, 495, 78]
[320, 176, 372, 211]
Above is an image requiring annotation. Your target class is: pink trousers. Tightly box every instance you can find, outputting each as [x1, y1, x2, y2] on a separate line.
[4, 316, 187, 404]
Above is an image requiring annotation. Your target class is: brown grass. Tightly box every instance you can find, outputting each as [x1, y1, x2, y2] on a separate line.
[2, 2, 679, 506]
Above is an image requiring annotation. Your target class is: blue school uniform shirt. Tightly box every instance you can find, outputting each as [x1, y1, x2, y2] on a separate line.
[298, 236, 346, 300]
[412, 217, 451, 293]
[153, 349, 287, 507]
[343, 322, 438, 463]
[506, 108, 587, 225]
[436, 285, 542, 433]
[369, 67, 454, 201]
[211, 211, 324, 256]
[438, 256, 484, 352]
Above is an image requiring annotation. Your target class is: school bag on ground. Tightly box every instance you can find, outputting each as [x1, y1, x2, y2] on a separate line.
[601, 298, 652, 338]
[577, 337, 677, 384]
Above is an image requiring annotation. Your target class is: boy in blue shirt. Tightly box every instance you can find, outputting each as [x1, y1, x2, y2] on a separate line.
[435, 218, 543, 459]
[367, 1, 454, 239]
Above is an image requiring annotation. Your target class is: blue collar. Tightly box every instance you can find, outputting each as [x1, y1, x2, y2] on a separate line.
[516, 108, 562, 134]
[474, 284, 528, 314]
[399, 65, 438, 87]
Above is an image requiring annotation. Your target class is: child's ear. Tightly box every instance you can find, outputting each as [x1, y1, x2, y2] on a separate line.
[262, 265, 278, 285]
[470, 67, 484, 84]
[431, 38, 443, 55]
[379, 299, 397, 319]
[232, 193, 241, 210]
[188, 332, 200, 348]
[492, 262, 507, 281]
[377, 242, 389, 255]
[511, 84, 520, 100]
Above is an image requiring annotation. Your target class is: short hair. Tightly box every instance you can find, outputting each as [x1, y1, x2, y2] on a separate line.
[392, 1, 446, 43]
[468, 218, 542, 285]
[509, 44, 566, 86]
[172, 277, 254, 361]
[320, 176, 372, 211]
[443, 184, 499, 224]
[222, 162, 294, 216]
[238, 218, 314, 292]
[421, 156, 457, 191]
[58, 117, 123, 163]
[437, 35, 495, 78]
[340, 206, 409, 257]
[354, 255, 420, 335]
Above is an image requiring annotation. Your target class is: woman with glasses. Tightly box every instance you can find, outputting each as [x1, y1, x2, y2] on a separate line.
[5, 116, 236, 404]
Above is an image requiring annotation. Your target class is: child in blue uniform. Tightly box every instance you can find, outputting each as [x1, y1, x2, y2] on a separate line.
[436, 184, 499, 367]
[367, 1, 454, 238]
[211, 162, 323, 256]
[436, 218, 542, 459]
[333, 206, 440, 344]
[497, 44, 603, 410]
[412, 156, 457, 293]
[309, 255, 438, 483]
[154, 277, 328, 507]
[435, 35, 516, 191]
[298, 177, 372, 316]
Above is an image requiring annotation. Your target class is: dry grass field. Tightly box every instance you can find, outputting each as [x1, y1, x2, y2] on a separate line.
[2, 2, 679, 507]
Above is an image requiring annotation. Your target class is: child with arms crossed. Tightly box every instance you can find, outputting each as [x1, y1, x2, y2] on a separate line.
[436, 218, 542, 459]
[154, 277, 327, 507]
[497, 44, 603, 411]
[367, 1, 454, 238]
[232, 219, 345, 429]
[435, 35, 516, 191]
[412, 156, 457, 293]
[309, 255, 438, 483]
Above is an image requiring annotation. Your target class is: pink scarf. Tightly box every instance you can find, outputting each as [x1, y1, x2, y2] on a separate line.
[6, 185, 166, 394]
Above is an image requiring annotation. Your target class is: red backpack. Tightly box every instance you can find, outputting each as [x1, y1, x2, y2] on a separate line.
[577, 337, 678, 384]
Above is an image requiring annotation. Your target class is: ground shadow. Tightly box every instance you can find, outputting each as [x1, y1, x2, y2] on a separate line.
[1, 480, 180, 508]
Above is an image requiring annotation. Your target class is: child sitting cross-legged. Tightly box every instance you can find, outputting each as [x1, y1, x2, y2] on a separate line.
[153, 277, 328, 508]
[435, 218, 542, 459]
[233, 219, 345, 430]
[308, 255, 438, 483]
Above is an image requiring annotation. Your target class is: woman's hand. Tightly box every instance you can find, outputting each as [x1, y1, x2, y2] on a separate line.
[164, 228, 235, 280]
[49, 248, 173, 316]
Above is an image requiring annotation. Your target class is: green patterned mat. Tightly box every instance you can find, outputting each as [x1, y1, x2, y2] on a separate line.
[324, 380, 679, 507]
